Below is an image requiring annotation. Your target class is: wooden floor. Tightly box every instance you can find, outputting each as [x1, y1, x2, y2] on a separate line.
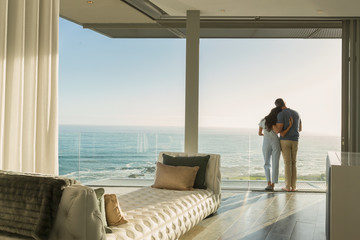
[0, 188, 326, 240]
[180, 191, 326, 240]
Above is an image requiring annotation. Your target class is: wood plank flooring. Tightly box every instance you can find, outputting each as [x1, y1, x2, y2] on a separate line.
[0, 188, 326, 240]
[180, 191, 326, 240]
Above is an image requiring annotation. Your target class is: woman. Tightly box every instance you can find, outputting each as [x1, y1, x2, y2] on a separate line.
[258, 106, 293, 191]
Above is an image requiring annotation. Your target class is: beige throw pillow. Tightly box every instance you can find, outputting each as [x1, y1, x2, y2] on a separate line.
[152, 162, 199, 190]
[104, 194, 128, 226]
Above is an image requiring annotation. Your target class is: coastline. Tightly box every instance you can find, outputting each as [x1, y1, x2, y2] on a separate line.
[59, 125, 340, 184]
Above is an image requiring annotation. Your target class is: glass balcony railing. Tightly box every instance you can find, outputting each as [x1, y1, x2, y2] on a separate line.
[59, 125, 340, 191]
[59, 125, 184, 183]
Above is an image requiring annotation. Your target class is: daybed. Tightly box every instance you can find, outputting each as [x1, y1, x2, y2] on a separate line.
[106, 152, 221, 240]
[0, 152, 221, 240]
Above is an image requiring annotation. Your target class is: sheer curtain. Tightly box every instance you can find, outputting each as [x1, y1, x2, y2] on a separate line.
[0, 0, 59, 174]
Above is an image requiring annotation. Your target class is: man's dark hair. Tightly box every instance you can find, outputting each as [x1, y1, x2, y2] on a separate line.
[275, 98, 285, 107]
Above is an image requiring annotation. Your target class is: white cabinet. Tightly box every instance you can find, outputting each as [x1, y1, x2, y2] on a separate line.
[326, 152, 360, 240]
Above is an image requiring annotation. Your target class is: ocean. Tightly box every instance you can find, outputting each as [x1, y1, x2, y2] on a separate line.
[59, 125, 340, 184]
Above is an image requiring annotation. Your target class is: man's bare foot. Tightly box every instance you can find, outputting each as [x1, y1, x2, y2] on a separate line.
[282, 187, 291, 192]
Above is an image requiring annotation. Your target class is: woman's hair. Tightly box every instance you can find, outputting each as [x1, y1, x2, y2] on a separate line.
[264, 106, 282, 132]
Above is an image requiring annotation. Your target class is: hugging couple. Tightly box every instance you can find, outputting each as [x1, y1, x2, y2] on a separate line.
[258, 98, 302, 192]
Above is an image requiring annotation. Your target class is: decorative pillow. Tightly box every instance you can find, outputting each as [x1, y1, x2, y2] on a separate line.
[162, 154, 210, 189]
[152, 162, 199, 190]
[104, 194, 128, 226]
[94, 188, 112, 233]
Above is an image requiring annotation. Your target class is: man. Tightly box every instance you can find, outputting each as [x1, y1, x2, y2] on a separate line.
[274, 98, 302, 192]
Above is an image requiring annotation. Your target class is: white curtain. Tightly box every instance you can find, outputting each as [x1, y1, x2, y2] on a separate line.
[0, 0, 59, 174]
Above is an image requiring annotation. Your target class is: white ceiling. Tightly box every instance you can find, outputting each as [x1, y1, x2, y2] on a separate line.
[60, 0, 155, 24]
[59, 0, 356, 38]
[150, 0, 360, 17]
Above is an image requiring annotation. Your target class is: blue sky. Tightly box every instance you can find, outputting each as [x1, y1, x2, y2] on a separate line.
[59, 18, 341, 136]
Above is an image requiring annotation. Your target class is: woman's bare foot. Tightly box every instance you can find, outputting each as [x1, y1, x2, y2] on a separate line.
[282, 187, 291, 192]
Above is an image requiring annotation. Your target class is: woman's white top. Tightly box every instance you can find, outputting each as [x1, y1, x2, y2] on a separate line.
[259, 118, 279, 140]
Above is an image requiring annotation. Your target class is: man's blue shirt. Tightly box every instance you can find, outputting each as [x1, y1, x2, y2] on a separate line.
[277, 108, 300, 141]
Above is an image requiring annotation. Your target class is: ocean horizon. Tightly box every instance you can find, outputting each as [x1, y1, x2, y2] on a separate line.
[59, 124, 340, 184]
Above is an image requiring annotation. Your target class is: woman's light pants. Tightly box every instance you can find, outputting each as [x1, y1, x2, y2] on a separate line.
[262, 138, 281, 183]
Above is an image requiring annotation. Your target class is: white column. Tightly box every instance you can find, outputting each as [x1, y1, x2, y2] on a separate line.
[184, 10, 200, 153]
[342, 19, 360, 152]
[342, 21, 349, 152]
